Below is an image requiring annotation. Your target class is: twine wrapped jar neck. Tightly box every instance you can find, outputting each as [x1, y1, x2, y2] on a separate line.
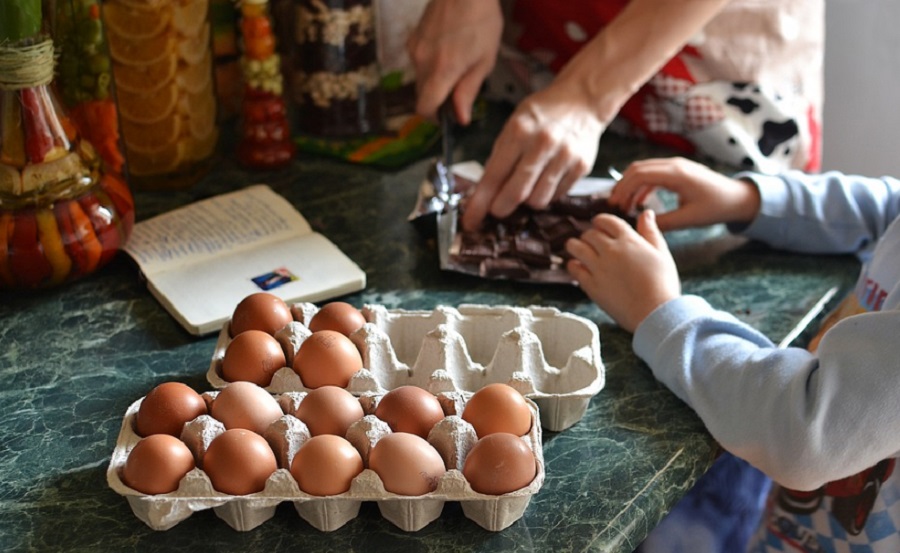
[0, 37, 55, 91]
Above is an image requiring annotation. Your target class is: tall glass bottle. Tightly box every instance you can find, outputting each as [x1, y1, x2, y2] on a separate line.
[0, 0, 134, 290]
[102, 0, 219, 190]
[237, 0, 294, 168]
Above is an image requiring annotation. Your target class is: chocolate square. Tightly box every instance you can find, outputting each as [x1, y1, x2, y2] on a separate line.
[480, 257, 532, 280]
[552, 195, 594, 219]
[454, 233, 496, 265]
[512, 233, 553, 267]
[539, 216, 581, 251]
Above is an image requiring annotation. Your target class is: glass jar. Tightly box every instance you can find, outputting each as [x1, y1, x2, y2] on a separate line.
[50, 0, 126, 175]
[237, 0, 295, 169]
[0, 0, 134, 290]
[290, 0, 383, 138]
[102, 0, 219, 190]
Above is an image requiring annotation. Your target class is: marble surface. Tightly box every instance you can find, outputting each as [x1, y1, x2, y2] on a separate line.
[0, 106, 860, 552]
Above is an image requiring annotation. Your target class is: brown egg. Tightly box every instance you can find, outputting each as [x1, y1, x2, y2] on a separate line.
[368, 432, 446, 496]
[221, 330, 287, 386]
[463, 433, 537, 495]
[230, 292, 293, 336]
[292, 330, 363, 389]
[290, 435, 364, 496]
[374, 385, 445, 438]
[210, 381, 283, 435]
[308, 302, 366, 336]
[122, 434, 196, 495]
[135, 382, 208, 437]
[294, 385, 364, 436]
[461, 383, 533, 438]
[203, 428, 278, 495]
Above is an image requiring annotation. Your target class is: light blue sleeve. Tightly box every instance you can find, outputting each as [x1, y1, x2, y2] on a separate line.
[633, 295, 900, 491]
[732, 171, 900, 259]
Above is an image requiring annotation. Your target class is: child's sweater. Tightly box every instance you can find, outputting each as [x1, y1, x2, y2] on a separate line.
[634, 171, 900, 552]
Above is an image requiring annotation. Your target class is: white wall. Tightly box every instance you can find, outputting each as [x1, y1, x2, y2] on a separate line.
[822, 0, 900, 176]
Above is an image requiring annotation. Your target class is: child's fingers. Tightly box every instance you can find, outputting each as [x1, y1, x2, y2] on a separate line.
[590, 213, 631, 237]
[566, 257, 590, 284]
[637, 210, 667, 250]
[654, 202, 712, 231]
[611, 160, 682, 210]
[565, 236, 599, 268]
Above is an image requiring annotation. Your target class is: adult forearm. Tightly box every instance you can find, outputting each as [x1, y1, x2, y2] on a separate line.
[557, 0, 728, 124]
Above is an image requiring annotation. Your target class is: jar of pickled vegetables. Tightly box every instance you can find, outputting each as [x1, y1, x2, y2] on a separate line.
[50, 0, 125, 175]
[102, 0, 219, 190]
[237, 0, 295, 169]
[0, 0, 134, 290]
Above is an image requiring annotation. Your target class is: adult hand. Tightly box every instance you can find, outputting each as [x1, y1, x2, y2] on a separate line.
[461, 81, 605, 231]
[566, 210, 680, 333]
[406, 0, 503, 124]
[608, 157, 761, 231]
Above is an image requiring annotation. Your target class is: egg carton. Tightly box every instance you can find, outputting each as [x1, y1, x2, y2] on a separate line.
[208, 304, 604, 432]
[106, 389, 544, 532]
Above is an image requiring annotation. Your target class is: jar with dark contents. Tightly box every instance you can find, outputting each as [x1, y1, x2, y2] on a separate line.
[0, 0, 134, 290]
[291, 0, 383, 138]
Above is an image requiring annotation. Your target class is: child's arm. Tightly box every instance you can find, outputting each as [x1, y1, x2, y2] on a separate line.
[734, 170, 900, 256]
[566, 204, 900, 489]
[609, 157, 900, 256]
[635, 296, 900, 491]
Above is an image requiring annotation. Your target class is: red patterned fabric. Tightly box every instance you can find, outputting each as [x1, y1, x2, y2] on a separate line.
[501, 0, 823, 173]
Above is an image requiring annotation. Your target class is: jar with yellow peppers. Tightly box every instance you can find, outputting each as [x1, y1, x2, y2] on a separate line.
[237, 0, 295, 169]
[101, 0, 219, 190]
[0, 0, 134, 290]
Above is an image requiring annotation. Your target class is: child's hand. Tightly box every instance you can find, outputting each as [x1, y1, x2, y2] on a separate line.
[608, 157, 760, 231]
[566, 210, 680, 333]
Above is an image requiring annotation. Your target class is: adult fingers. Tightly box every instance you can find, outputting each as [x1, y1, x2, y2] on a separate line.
[415, 71, 454, 120]
[452, 61, 492, 126]
[461, 146, 518, 231]
[526, 153, 570, 210]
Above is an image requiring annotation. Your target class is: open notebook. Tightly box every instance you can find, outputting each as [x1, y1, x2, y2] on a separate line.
[124, 184, 366, 335]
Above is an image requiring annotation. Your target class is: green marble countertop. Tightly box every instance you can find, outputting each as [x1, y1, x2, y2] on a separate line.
[0, 106, 860, 552]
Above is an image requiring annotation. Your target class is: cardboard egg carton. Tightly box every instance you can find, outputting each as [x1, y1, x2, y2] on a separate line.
[107, 389, 544, 532]
[208, 304, 604, 432]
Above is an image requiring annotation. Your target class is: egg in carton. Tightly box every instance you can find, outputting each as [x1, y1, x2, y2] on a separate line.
[106, 387, 544, 532]
[208, 303, 604, 431]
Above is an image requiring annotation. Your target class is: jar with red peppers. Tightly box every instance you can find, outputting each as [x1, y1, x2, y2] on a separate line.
[0, 0, 134, 290]
[291, 0, 383, 138]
